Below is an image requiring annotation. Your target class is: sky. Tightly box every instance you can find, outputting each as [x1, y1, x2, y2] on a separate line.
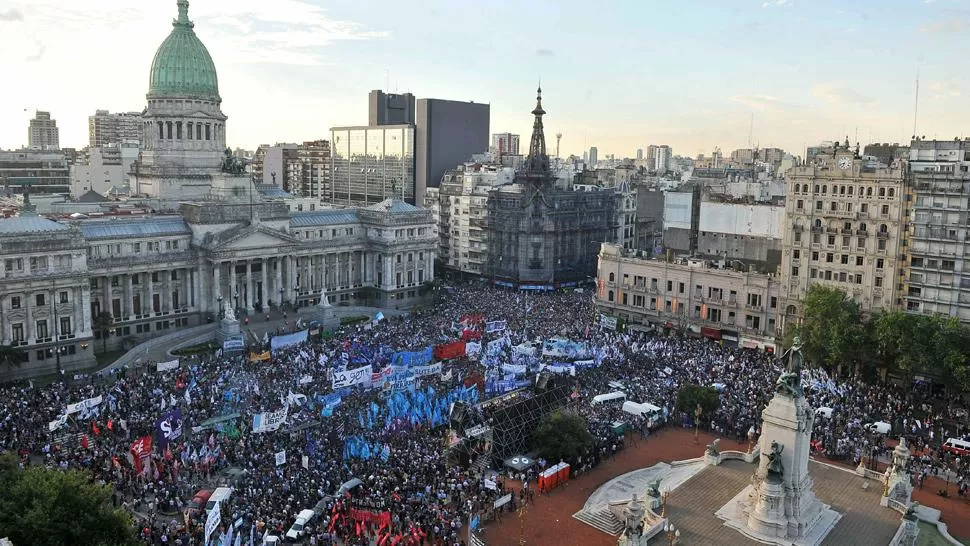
[0, 0, 968, 159]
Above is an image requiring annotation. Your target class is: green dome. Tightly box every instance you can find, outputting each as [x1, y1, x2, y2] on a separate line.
[148, 1, 220, 101]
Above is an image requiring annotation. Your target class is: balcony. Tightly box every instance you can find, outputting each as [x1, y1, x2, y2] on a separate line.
[810, 226, 824, 234]
[791, 224, 804, 233]
[826, 227, 839, 234]
[855, 229, 868, 236]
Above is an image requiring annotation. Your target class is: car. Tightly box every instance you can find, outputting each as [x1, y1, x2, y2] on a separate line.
[285, 509, 316, 542]
[184, 489, 213, 521]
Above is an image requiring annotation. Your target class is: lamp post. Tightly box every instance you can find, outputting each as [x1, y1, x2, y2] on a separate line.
[517, 503, 528, 545]
[663, 522, 680, 545]
[748, 425, 756, 453]
[660, 490, 669, 517]
[278, 288, 284, 310]
[694, 403, 703, 444]
[217, 296, 223, 319]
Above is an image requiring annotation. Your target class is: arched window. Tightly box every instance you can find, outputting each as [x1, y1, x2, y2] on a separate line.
[821, 185, 827, 194]
[859, 223, 867, 232]
[608, 290, 614, 302]
[879, 188, 886, 197]
[785, 305, 797, 315]
[187, 122, 193, 140]
[814, 185, 820, 193]
[158, 123, 163, 140]
[888, 188, 895, 197]
[866, 187, 872, 197]
[609, 272, 615, 282]
[205, 123, 211, 140]
[814, 219, 822, 228]
[166, 121, 173, 139]
[176, 121, 182, 140]
[848, 186, 854, 195]
[879, 224, 888, 233]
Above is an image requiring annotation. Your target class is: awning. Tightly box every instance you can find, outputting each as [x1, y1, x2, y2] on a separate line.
[721, 334, 738, 342]
[701, 327, 722, 340]
[503, 455, 535, 471]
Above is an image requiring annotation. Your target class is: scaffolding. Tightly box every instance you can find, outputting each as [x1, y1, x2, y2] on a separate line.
[487, 384, 570, 459]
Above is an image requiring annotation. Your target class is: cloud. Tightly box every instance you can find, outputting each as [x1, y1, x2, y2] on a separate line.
[812, 84, 875, 105]
[729, 94, 797, 111]
[762, 0, 790, 7]
[25, 41, 45, 61]
[929, 81, 961, 99]
[536, 48, 555, 57]
[0, 8, 23, 21]
[919, 18, 969, 32]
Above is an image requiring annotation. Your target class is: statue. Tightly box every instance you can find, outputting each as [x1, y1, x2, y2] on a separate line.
[223, 300, 237, 322]
[646, 479, 662, 499]
[221, 148, 246, 175]
[317, 287, 331, 308]
[706, 438, 721, 457]
[775, 336, 804, 398]
[766, 441, 785, 480]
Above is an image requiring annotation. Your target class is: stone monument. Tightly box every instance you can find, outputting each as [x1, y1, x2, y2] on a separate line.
[307, 287, 340, 332]
[217, 300, 242, 348]
[881, 436, 914, 509]
[716, 336, 841, 545]
[616, 495, 647, 546]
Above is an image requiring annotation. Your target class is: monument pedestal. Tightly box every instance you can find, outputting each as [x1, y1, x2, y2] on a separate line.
[307, 288, 340, 332]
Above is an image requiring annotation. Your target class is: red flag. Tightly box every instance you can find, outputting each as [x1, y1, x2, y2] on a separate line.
[81, 435, 89, 449]
[130, 435, 152, 474]
[107, 419, 114, 431]
[91, 421, 100, 436]
[356, 521, 362, 536]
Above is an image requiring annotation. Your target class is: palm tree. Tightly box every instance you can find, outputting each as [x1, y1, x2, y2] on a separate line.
[93, 312, 114, 353]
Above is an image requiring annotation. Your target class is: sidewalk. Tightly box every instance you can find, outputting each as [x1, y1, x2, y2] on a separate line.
[97, 305, 409, 373]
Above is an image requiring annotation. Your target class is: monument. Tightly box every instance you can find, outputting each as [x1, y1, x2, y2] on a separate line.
[307, 287, 340, 332]
[217, 300, 244, 352]
[881, 436, 914, 509]
[716, 336, 841, 545]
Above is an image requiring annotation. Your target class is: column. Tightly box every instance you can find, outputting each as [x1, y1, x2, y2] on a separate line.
[146, 272, 155, 316]
[384, 254, 393, 290]
[72, 286, 80, 335]
[336, 253, 342, 289]
[275, 258, 283, 307]
[0, 296, 8, 344]
[213, 262, 222, 308]
[360, 251, 365, 285]
[163, 270, 172, 313]
[245, 260, 254, 312]
[192, 268, 199, 310]
[103, 277, 111, 317]
[80, 286, 92, 335]
[260, 259, 268, 310]
[124, 274, 133, 319]
[229, 261, 237, 310]
[25, 294, 34, 343]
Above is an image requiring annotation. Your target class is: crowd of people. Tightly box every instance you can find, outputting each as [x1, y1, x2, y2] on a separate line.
[0, 283, 967, 545]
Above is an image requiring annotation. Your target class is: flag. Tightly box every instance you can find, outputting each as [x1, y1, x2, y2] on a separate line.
[130, 435, 152, 474]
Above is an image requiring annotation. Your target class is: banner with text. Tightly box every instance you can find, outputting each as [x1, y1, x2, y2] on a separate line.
[252, 406, 289, 433]
[156, 359, 179, 372]
[332, 364, 373, 389]
[270, 329, 309, 354]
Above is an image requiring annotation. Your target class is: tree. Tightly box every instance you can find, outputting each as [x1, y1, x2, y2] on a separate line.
[675, 384, 720, 415]
[93, 312, 114, 353]
[793, 285, 864, 372]
[534, 409, 594, 464]
[0, 453, 137, 545]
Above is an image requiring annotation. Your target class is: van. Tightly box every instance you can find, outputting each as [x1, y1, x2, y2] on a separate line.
[622, 400, 662, 418]
[591, 392, 626, 405]
[205, 487, 234, 513]
[942, 438, 970, 457]
[185, 489, 213, 521]
[865, 422, 891, 435]
[815, 407, 833, 419]
[285, 509, 316, 541]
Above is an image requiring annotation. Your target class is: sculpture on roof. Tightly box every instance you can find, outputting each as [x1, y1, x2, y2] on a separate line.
[221, 148, 245, 175]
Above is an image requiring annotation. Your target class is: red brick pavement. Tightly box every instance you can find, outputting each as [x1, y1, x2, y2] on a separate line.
[480, 428, 970, 545]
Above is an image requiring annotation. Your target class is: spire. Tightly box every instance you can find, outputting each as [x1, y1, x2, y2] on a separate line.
[525, 86, 549, 174]
[174, 0, 194, 28]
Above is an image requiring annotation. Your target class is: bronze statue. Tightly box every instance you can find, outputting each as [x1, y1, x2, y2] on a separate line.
[775, 335, 804, 398]
[766, 440, 785, 480]
[646, 478, 662, 498]
[706, 438, 721, 457]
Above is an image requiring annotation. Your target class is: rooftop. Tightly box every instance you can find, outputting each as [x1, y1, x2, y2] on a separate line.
[0, 215, 69, 235]
[364, 198, 423, 214]
[79, 216, 191, 239]
[290, 210, 360, 227]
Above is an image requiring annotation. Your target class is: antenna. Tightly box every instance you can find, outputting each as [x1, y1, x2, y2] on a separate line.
[385, 68, 389, 92]
[912, 66, 920, 140]
[555, 132, 562, 158]
[748, 113, 754, 148]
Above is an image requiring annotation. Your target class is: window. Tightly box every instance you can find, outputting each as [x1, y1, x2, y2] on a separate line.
[825, 270, 832, 280]
[794, 232, 802, 243]
[171, 271, 178, 281]
[881, 204, 889, 215]
[133, 242, 141, 253]
[828, 236, 836, 245]
[60, 317, 71, 335]
[791, 266, 799, 276]
[826, 253, 834, 263]
[10, 296, 20, 310]
[678, 282, 685, 294]
[855, 274, 863, 284]
[878, 239, 886, 250]
[830, 202, 837, 211]
[856, 256, 863, 266]
[609, 272, 615, 282]
[888, 188, 895, 197]
[861, 203, 868, 213]
[857, 237, 865, 249]
[36, 320, 48, 339]
[35, 294, 45, 307]
[796, 199, 803, 210]
[875, 276, 883, 287]
[841, 255, 849, 265]
[838, 272, 846, 282]
[11, 324, 23, 343]
[396, 255, 402, 264]
[608, 291, 614, 302]
[815, 201, 823, 211]
[811, 251, 819, 261]
[59, 291, 68, 304]
[876, 258, 884, 269]
[793, 250, 800, 260]
[770, 296, 777, 309]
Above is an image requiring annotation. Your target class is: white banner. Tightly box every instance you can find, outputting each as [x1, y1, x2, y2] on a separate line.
[156, 359, 180, 373]
[541, 364, 576, 376]
[410, 363, 442, 378]
[204, 500, 221, 541]
[252, 406, 289, 433]
[301, 455, 308, 469]
[298, 374, 313, 385]
[501, 364, 527, 376]
[66, 395, 103, 415]
[332, 364, 372, 389]
[484, 478, 497, 490]
[485, 320, 507, 333]
[48, 414, 68, 432]
[440, 370, 453, 382]
[600, 315, 618, 330]
[275, 450, 286, 466]
[493, 494, 512, 509]
[465, 342, 481, 357]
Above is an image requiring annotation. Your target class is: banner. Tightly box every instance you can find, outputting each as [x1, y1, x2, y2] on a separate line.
[390, 347, 434, 367]
[369, 366, 393, 389]
[130, 435, 152, 474]
[252, 406, 289, 433]
[348, 509, 391, 528]
[205, 500, 221, 542]
[333, 364, 372, 389]
[501, 364, 527, 376]
[465, 342, 482, 357]
[493, 494, 512, 509]
[461, 329, 482, 341]
[48, 414, 68, 432]
[485, 320, 507, 333]
[484, 478, 497, 490]
[486, 338, 508, 356]
[298, 374, 313, 385]
[274, 450, 286, 466]
[434, 341, 466, 360]
[301, 455, 309, 469]
[600, 314, 618, 330]
[248, 351, 271, 363]
[155, 408, 183, 449]
[541, 363, 576, 376]
[513, 343, 536, 357]
[156, 359, 179, 372]
[66, 395, 103, 415]
[270, 330, 309, 353]
[410, 363, 442, 379]
[222, 338, 244, 352]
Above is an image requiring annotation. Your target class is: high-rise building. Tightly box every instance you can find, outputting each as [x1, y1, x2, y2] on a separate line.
[588, 146, 598, 166]
[70, 143, 140, 196]
[295, 140, 331, 199]
[902, 138, 970, 322]
[368, 90, 415, 126]
[251, 143, 299, 189]
[0, 149, 70, 194]
[780, 139, 905, 333]
[636, 148, 643, 161]
[88, 110, 144, 147]
[491, 133, 520, 156]
[653, 145, 672, 172]
[28, 111, 59, 150]
[415, 98, 490, 205]
[330, 125, 415, 206]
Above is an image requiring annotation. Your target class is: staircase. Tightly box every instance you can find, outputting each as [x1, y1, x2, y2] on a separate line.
[469, 533, 486, 546]
[572, 506, 624, 536]
[471, 454, 491, 476]
[52, 432, 88, 451]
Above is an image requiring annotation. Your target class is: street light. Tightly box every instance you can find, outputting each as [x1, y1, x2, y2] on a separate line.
[664, 522, 680, 545]
[217, 296, 223, 319]
[694, 403, 703, 444]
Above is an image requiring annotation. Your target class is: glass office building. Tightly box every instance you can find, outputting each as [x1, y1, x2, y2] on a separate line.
[329, 125, 415, 206]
